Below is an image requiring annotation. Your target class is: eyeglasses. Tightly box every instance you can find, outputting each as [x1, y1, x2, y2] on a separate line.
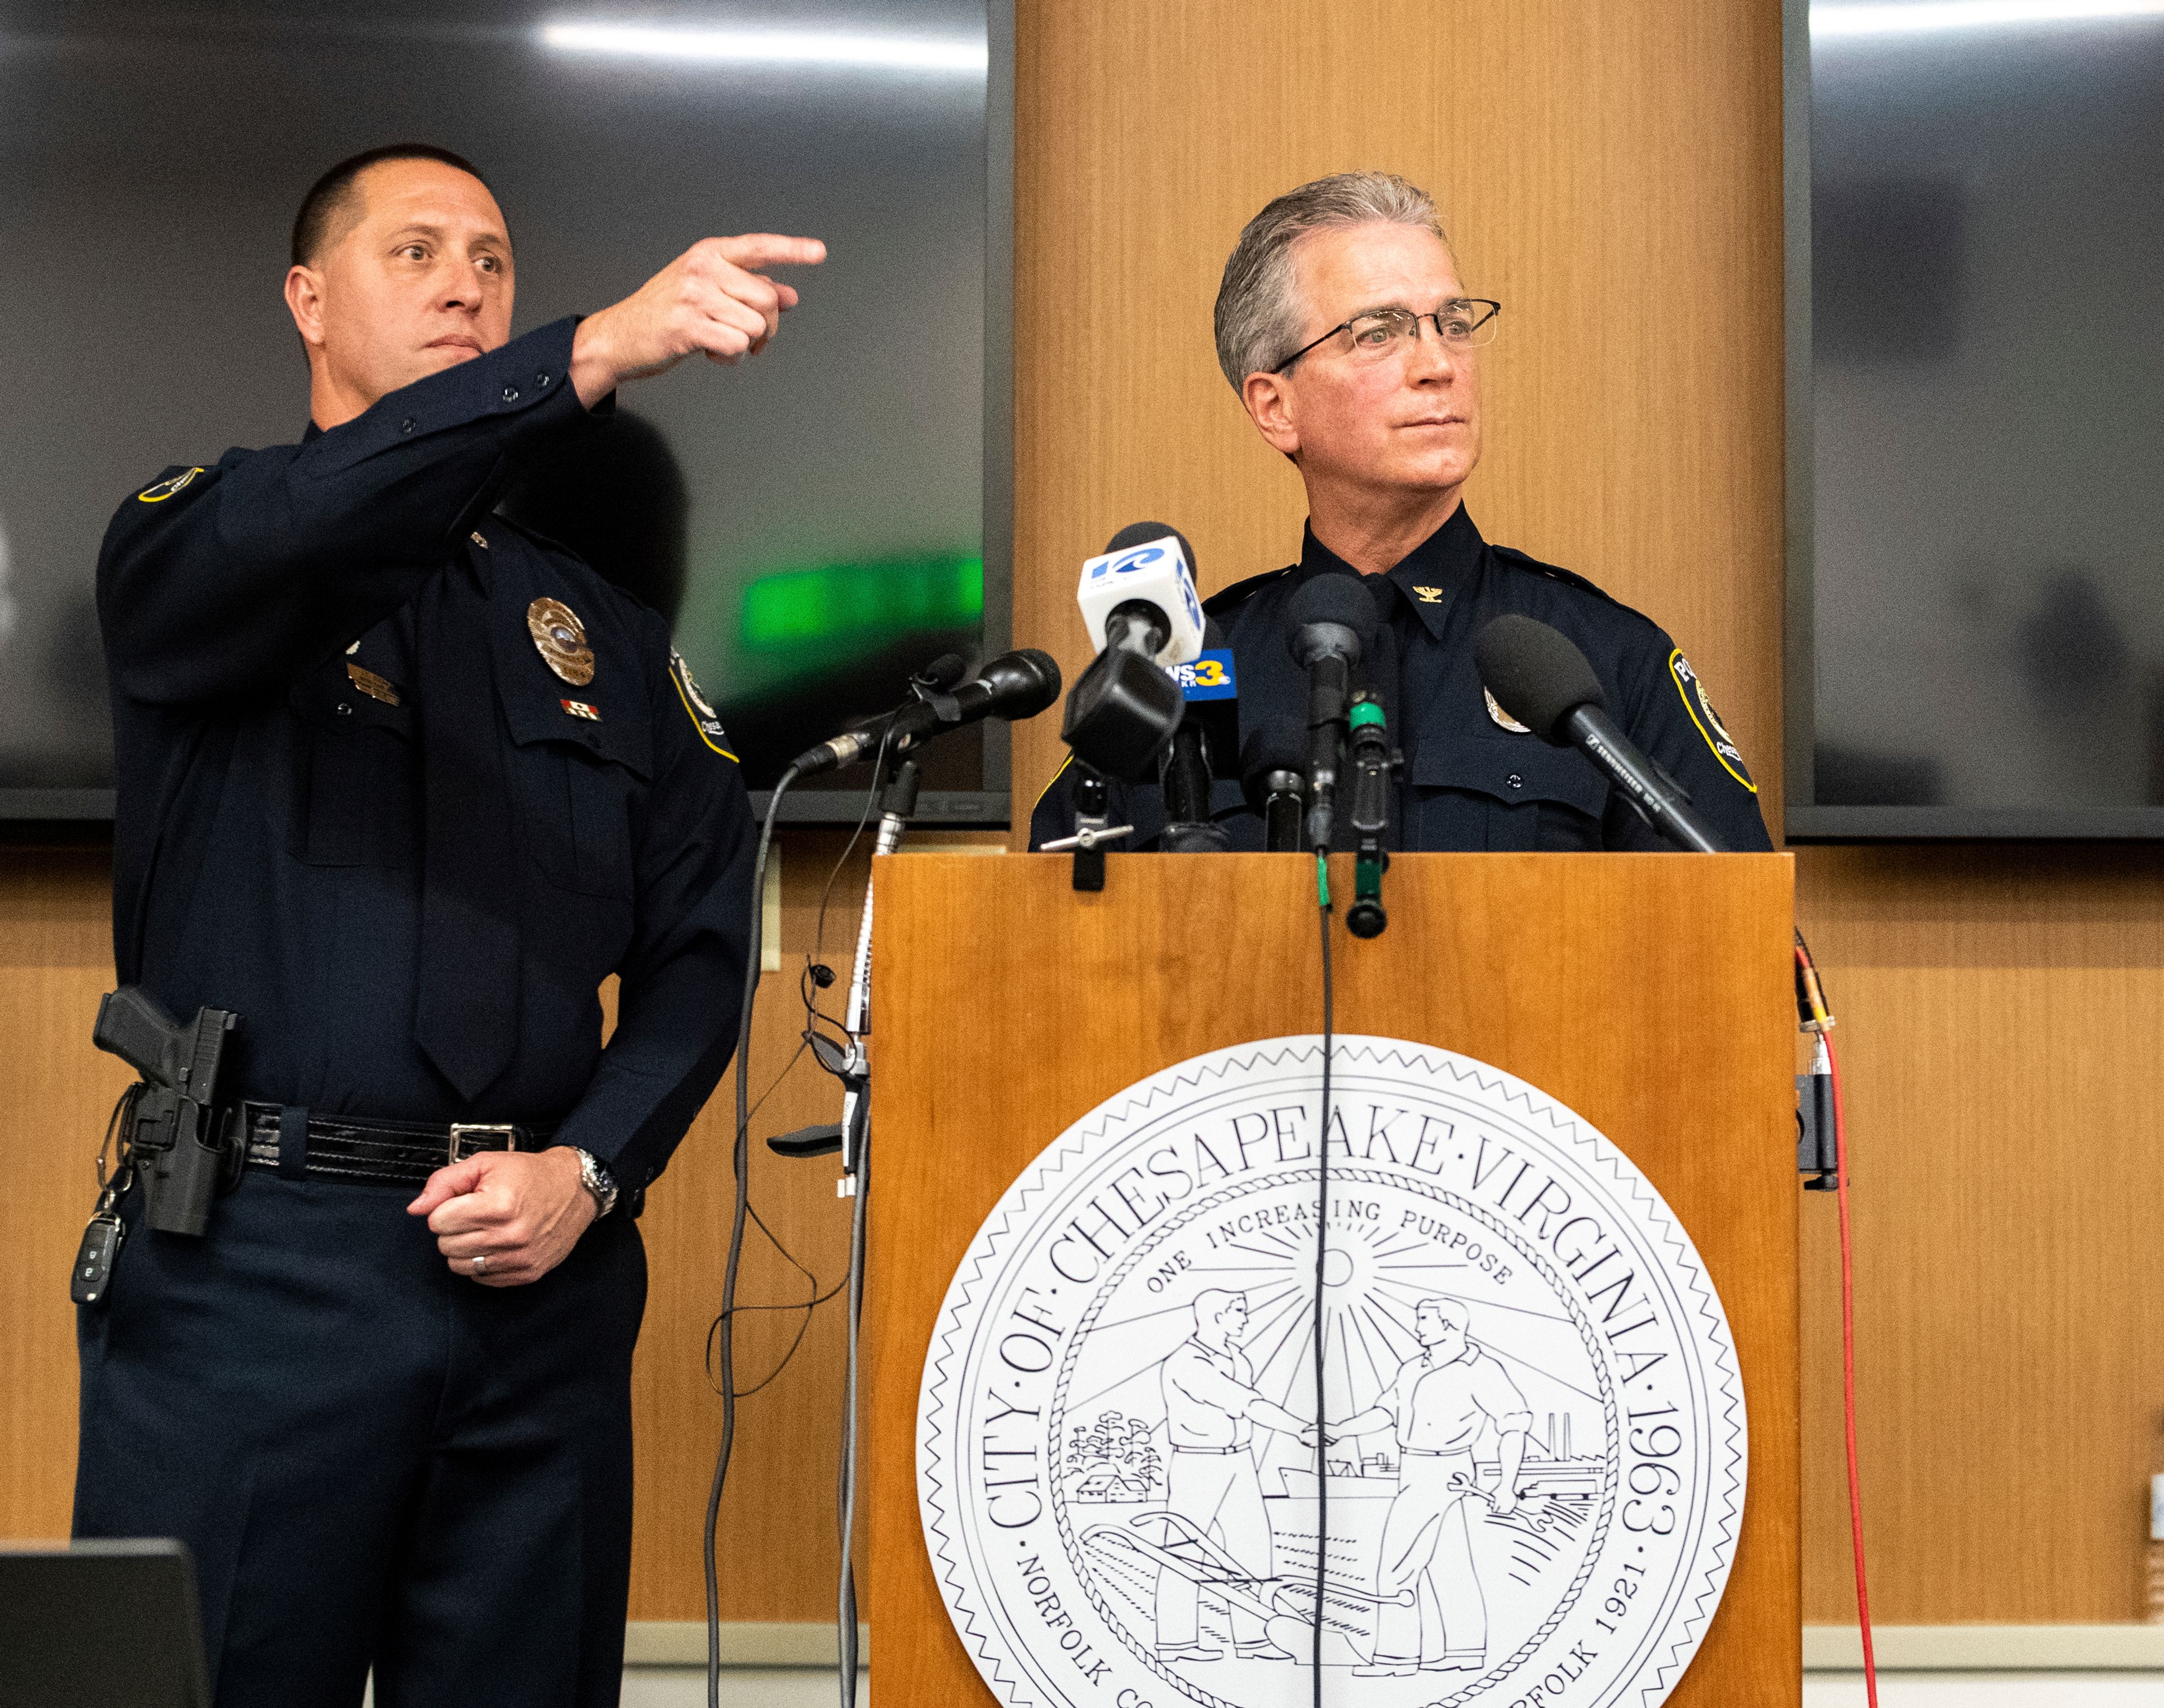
[1271, 299, 1502, 374]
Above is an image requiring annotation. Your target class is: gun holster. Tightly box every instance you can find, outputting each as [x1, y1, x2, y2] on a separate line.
[122, 1086, 245, 1236]
[94, 987, 242, 1238]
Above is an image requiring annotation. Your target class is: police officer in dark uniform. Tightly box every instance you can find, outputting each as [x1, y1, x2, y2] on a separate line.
[76, 143, 824, 1706]
[1031, 171, 1769, 856]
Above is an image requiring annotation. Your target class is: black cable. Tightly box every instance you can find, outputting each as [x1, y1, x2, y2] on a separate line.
[707, 761, 800, 1708]
[1311, 851, 1333, 1702]
[703, 735, 907, 1708]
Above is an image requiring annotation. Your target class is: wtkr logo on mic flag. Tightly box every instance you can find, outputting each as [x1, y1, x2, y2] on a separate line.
[917, 1037, 1744, 1708]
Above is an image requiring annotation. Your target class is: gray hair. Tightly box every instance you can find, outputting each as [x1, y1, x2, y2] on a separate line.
[1213, 171, 1452, 391]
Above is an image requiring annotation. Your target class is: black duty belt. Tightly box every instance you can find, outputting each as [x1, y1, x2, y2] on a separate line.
[239, 1102, 558, 1187]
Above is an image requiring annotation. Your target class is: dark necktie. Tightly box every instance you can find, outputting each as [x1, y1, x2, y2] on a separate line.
[413, 558, 520, 1102]
[1358, 574, 1407, 851]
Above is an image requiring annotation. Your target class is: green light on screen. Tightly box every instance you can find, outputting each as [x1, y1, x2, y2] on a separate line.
[741, 553, 984, 651]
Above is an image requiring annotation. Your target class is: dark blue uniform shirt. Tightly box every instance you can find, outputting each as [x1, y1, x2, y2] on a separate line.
[98, 317, 755, 1195]
[1030, 505, 1772, 854]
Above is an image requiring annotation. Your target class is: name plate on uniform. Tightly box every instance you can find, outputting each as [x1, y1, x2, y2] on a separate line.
[916, 1036, 1744, 1708]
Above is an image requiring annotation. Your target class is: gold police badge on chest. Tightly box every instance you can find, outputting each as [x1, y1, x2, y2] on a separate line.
[527, 598, 595, 686]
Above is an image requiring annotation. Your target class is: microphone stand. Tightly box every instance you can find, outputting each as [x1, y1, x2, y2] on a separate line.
[828, 755, 919, 1708]
[1040, 763, 1133, 892]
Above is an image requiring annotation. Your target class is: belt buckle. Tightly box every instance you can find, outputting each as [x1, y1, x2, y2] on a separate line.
[449, 1123, 519, 1164]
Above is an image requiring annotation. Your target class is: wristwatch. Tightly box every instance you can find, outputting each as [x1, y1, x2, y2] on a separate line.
[570, 1147, 619, 1218]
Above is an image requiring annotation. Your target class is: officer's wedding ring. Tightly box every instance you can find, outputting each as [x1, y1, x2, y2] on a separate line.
[472, 1254, 487, 1276]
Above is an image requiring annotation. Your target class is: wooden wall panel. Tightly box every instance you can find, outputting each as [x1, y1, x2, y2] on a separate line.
[1792, 845, 2164, 1623]
[0, 850, 133, 1540]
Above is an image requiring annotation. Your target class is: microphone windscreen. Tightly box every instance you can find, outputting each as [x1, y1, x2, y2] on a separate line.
[915, 652, 968, 692]
[1475, 615, 1605, 744]
[1104, 521, 1198, 583]
[977, 647, 1064, 718]
[1240, 715, 1307, 810]
[1284, 573, 1380, 664]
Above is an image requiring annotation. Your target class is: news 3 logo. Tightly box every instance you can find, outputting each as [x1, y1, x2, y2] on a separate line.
[1168, 651, 1236, 700]
[1090, 542, 1204, 633]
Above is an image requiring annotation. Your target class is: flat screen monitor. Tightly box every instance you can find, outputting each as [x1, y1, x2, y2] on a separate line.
[1785, 0, 2164, 838]
[0, 1540, 211, 1706]
[0, 1, 1012, 826]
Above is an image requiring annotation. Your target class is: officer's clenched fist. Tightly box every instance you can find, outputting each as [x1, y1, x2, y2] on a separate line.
[407, 1146, 597, 1287]
[570, 233, 826, 404]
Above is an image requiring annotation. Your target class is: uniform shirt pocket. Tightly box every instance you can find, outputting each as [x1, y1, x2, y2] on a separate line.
[1409, 737, 1608, 851]
[510, 742, 641, 898]
[286, 672, 418, 867]
[497, 684, 653, 900]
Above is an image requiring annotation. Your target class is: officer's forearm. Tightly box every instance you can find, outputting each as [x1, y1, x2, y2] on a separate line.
[102, 320, 596, 707]
[569, 312, 622, 410]
[555, 935, 743, 1194]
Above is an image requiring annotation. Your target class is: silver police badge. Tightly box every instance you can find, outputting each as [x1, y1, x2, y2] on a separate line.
[1484, 687, 1532, 734]
[919, 1036, 1744, 1708]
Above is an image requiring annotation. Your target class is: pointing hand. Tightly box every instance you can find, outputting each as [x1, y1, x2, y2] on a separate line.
[571, 233, 827, 403]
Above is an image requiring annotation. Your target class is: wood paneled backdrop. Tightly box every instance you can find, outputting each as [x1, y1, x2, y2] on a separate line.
[5, 0, 2162, 1634]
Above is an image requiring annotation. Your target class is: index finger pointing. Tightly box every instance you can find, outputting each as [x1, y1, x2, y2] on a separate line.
[713, 233, 827, 269]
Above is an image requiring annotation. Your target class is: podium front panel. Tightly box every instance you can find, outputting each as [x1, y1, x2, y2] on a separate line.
[866, 852, 1797, 1706]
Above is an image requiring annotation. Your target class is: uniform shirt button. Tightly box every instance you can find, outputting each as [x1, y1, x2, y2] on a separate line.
[400, 417, 416, 434]
[535, 371, 551, 387]
[335, 702, 355, 717]
[502, 385, 520, 403]
[1506, 773, 1523, 789]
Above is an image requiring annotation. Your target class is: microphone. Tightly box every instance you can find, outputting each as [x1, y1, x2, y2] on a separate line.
[791, 648, 1064, 777]
[1475, 615, 1725, 853]
[1344, 691, 1394, 938]
[1284, 576, 1379, 853]
[1159, 627, 1239, 853]
[1240, 716, 1306, 853]
[1076, 523, 1207, 666]
[1061, 522, 1198, 780]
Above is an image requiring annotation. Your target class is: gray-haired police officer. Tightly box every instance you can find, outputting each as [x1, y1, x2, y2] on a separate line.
[1032, 171, 1771, 857]
[76, 143, 823, 1707]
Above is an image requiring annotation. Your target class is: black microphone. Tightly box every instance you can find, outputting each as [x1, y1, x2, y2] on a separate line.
[1284, 576, 1379, 853]
[791, 648, 1064, 777]
[1241, 716, 1306, 853]
[1061, 522, 1197, 780]
[1344, 691, 1393, 937]
[1475, 615, 1726, 853]
[1159, 622, 1238, 853]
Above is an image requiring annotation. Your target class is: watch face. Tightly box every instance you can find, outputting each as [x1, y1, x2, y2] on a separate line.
[576, 1148, 618, 1213]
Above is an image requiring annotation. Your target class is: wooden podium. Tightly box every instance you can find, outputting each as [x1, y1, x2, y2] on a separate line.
[866, 852, 1797, 1705]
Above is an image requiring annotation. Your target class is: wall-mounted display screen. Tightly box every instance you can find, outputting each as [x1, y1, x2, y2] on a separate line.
[0, 0, 1010, 823]
[1786, 0, 2164, 837]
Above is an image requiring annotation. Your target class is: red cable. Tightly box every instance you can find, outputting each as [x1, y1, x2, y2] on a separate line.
[1819, 1009, 1879, 1705]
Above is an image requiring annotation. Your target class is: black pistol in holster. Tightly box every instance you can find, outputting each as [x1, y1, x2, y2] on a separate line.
[92, 985, 241, 1238]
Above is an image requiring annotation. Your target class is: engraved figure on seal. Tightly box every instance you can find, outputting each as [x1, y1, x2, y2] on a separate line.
[1154, 1289, 1313, 1663]
[1325, 1296, 1533, 1676]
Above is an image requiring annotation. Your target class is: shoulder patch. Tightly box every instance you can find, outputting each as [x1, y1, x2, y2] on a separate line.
[668, 649, 736, 760]
[136, 467, 203, 503]
[1668, 650, 1755, 792]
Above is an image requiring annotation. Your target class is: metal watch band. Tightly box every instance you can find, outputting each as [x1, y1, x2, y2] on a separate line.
[571, 1146, 618, 1218]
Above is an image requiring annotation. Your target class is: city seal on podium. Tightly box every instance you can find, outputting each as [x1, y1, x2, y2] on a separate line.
[918, 1036, 1745, 1708]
